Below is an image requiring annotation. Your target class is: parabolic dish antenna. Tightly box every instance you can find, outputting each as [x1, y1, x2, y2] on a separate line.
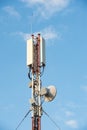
[44, 85, 57, 102]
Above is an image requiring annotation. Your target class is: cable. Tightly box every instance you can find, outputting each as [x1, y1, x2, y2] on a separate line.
[15, 110, 31, 130]
[28, 68, 32, 80]
[40, 66, 44, 77]
[42, 109, 61, 130]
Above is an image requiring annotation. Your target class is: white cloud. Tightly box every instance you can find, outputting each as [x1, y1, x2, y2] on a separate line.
[65, 111, 74, 117]
[3, 6, 20, 18]
[20, 0, 44, 4]
[12, 26, 60, 42]
[11, 32, 30, 41]
[66, 101, 79, 109]
[20, 0, 72, 18]
[0, 104, 15, 111]
[41, 26, 60, 40]
[81, 86, 87, 92]
[65, 119, 78, 128]
[19, 32, 30, 40]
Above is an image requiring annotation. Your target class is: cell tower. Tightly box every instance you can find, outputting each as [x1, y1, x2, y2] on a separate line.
[27, 34, 57, 130]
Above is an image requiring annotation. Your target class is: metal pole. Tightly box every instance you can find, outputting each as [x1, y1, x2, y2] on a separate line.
[31, 34, 41, 130]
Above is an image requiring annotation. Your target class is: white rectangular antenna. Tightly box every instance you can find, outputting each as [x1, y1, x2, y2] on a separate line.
[40, 37, 45, 66]
[27, 38, 33, 66]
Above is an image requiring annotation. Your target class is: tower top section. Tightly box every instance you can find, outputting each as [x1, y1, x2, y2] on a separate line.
[27, 34, 45, 75]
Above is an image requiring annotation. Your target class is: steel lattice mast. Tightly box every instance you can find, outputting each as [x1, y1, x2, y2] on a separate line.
[27, 34, 45, 130]
[16, 34, 57, 130]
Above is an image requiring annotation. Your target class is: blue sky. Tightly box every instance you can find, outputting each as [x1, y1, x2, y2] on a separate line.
[0, 0, 87, 130]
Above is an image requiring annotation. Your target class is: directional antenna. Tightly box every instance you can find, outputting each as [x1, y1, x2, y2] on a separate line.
[40, 85, 57, 102]
[44, 85, 57, 102]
